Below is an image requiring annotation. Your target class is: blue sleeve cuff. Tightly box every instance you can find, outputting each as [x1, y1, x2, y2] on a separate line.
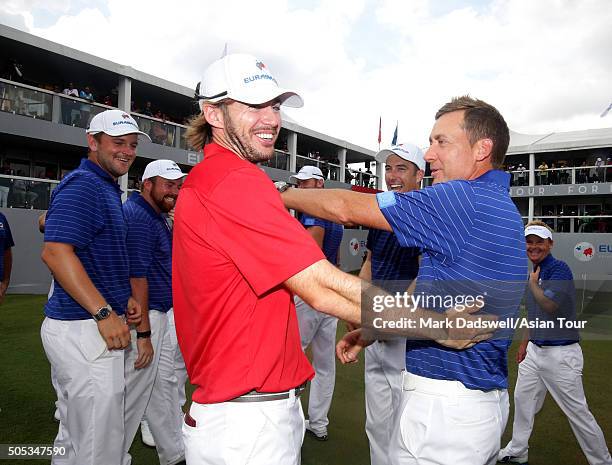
[377, 191, 397, 209]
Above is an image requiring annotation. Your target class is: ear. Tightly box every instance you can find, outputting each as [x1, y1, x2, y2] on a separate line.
[202, 103, 225, 130]
[475, 138, 493, 163]
[316, 179, 325, 188]
[86, 133, 99, 152]
[415, 169, 425, 184]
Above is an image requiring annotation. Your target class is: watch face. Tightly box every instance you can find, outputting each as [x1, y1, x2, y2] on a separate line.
[99, 308, 111, 318]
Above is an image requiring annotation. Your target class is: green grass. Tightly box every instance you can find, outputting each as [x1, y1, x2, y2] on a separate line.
[1, 295, 611, 464]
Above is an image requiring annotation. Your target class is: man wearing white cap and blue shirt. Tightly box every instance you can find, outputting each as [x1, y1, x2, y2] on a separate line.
[122, 159, 187, 465]
[499, 221, 611, 465]
[360, 143, 423, 465]
[290, 165, 344, 442]
[41, 109, 146, 464]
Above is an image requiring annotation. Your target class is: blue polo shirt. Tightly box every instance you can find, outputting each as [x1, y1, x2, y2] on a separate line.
[377, 170, 527, 391]
[367, 228, 419, 293]
[0, 212, 14, 279]
[527, 254, 579, 346]
[123, 192, 173, 312]
[44, 159, 130, 320]
[300, 213, 344, 266]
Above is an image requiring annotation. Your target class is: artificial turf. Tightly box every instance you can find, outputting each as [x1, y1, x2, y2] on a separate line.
[1, 294, 610, 464]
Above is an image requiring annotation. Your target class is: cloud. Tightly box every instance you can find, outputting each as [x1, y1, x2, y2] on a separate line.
[2, 0, 611, 150]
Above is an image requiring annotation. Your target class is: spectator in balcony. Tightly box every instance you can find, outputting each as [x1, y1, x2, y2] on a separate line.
[102, 95, 113, 106]
[78, 86, 94, 128]
[62, 83, 79, 125]
[595, 157, 604, 183]
[606, 157, 612, 183]
[537, 161, 548, 185]
[549, 163, 558, 185]
[142, 101, 153, 117]
[577, 160, 588, 183]
[364, 167, 373, 188]
[517, 163, 526, 185]
[63, 83, 79, 97]
[558, 162, 570, 185]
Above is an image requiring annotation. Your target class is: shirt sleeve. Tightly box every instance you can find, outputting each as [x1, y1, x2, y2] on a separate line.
[0, 214, 14, 249]
[125, 211, 156, 278]
[301, 213, 326, 229]
[44, 173, 104, 248]
[207, 168, 325, 296]
[376, 182, 476, 265]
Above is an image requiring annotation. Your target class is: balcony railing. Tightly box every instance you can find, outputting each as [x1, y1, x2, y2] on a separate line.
[0, 79, 53, 120]
[0, 78, 190, 149]
[524, 215, 612, 233]
[508, 164, 612, 186]
[260, 150, 290, 170]
[0, 174, 59, 210]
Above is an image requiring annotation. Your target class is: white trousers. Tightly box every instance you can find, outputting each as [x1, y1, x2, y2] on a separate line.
[390, 372, 504, 465]
[502, 342, 611, 465]
[364, 339, 406, 465]
[183, 394, 305, 465]
[123, 309, 186, 465]
[41, 317, 125, 465]
[295, 296, 338, 435]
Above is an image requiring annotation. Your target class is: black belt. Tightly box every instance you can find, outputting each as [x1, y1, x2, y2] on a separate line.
[228, 382, 307, 403]
[532, 341, 577, 348]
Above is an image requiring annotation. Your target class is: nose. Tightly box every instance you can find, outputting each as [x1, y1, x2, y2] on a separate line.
[259, 105, 280, 126]
[424, 146, 435, 162]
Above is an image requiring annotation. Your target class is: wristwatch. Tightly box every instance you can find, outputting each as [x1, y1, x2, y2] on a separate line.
[92, 304, 113, 321]
[274, 181, 291, 193]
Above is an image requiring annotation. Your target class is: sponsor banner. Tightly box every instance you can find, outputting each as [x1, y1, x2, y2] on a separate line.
[510, 182, 612, 197]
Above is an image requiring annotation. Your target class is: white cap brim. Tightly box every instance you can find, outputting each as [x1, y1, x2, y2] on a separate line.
[289, 172, 324, 183]
[525, 225, 553, 240]
[88, 128, 152, 142]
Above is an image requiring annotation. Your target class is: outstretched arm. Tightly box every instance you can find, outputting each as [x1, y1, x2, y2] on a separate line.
[281, 188, 392, 231]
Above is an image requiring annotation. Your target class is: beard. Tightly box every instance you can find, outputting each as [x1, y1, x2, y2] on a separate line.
[223, 107, 276, 163]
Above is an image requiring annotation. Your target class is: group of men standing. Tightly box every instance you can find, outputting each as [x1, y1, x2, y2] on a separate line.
[36, 51, 610, 465]
[41, 109, 187, 465]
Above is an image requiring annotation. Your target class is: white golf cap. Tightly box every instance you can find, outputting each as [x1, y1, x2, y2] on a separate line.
[142, 159, 186, 181]
[289, 165, 324, 183]
[525, 225, 553, 240]
[86, 109, 151, 141]
[375, 143, 426, 171]
[196, 53, 303, 108]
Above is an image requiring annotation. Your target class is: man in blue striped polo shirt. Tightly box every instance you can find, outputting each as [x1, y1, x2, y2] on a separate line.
[0, 212, 14, 305]
[41, 109, 148, 465]
[281, 96, 528, 465]
[122, 159, 187, 465]
[359, 143, 423, 465]
[499, 221, 611, 465]
[290, 165, 344, 442]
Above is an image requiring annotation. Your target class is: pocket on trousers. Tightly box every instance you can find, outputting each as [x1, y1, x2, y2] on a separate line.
[78, 322, 108, 361]
[398, 393, 429, 457]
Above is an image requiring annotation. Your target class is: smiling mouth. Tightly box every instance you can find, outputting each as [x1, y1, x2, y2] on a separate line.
[255, 133, 274, 141]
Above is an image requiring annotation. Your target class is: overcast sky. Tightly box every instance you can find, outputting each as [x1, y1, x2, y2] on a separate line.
[2, 0, 611, 150]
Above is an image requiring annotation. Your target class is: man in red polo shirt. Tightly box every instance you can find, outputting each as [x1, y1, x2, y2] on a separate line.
[173, 53, 366, 465]
[173, 53, 495, 465]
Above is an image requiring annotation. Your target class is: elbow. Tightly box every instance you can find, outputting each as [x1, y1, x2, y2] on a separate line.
[329, 195, 353, 225]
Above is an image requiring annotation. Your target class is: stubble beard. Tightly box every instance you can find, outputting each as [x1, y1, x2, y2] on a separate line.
[224, 114, 275, 164]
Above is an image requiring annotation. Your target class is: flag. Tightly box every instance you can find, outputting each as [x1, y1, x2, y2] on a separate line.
[391, 121, 398, 145]
[601, 101, 612, 118]
[377, 117, 382, 145]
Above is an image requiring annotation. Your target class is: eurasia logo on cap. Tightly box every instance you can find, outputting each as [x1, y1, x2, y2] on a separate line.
[86, 109, 151, 141]
[142, 159, 186, 181]
[195, 53, 303, 108]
